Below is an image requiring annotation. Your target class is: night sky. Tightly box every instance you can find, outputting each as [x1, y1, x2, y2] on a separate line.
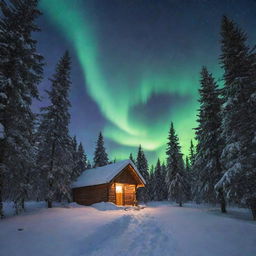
[34, 0, 256, 165]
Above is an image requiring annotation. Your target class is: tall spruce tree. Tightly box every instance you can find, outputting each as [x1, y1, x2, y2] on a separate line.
[37, 51, 72, 208]
[161, 163, 168, 200]
[77, 142, 87, 171]
[129, 153, 135, 164]
[188, 140, 196, 200]
[153, 159, 164, 201]
[189, 140, 196, 166]
[185, 156, 190, 172]
[185, 156, 192, 201]
[0, 0, 43, 215]
[148, 165, 155, 201]
[193, 67, 226, 212]
[70, 138, 87, 181]
[136, 145, 150, 202]
[166, 123, 186, 206]
[216, 16, 256, 218]
[70, 136, 78, 179]
[93, 132, 109, 167]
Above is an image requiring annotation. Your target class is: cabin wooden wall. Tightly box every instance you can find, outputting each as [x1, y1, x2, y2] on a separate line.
[108, 183, 116, 204]
[73, 184, 108, 205]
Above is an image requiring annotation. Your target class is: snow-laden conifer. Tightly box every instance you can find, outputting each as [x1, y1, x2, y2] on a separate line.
[166, 123, 186, 206]
[216, 16, 256, 218]
[136, 145, 150, 202]
[193, 67, 226, 212]
[93, 132, 109, 167]
[0, 0, 43, 214]
[37, 51, 72, 208]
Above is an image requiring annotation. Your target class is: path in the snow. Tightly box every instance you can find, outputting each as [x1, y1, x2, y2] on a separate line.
[80, 209, 176, 256]
[1, 202, 256, 256]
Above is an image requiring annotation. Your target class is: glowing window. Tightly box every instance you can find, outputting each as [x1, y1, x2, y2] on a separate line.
[116, 185, 122, 193]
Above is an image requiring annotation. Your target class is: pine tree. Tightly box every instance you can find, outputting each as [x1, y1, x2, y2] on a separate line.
[77, 142, 87, 171]
[0, 0, 43, 214]
[93, 132, 109, 167]
[153, 159, 163, 201]
[193, 67, 226, 212]
[129, 153, 135, 164]
[166, 123, 186, 206]
[189, 140, 196, 166]
[70, 136, 78, 179]
[161, 163, 168, 200]
[136, 145, 150, 202]
[185, 156, 192, 200]
[185, 156, 190, 172]
[148, 165, 155, 201]
[37, 51, 72, 208]
[216, 16, 256, 218]
[70, 138, 87, 181]
[187, 140, 196, 201]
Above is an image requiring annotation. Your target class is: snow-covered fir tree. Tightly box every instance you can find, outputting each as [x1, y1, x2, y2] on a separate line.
[136, 145, 150, 202]
[188, 140, 197, 200]
[0, 0, 43, 214]
[166, 123, 186, 206]
[70, 136, 78, 179]
[153, 159, 164, 201]
[189, 140, 196, 166]
[93, 132, 109, 167]
[193, 67, 226, 212]
[161, 163, 168, 200]
[37, 51, 72, 208]
[148, 165, 155, 201]
[71, 137, 87, 181]
[77, 142, 87, 171]
[216, 16, 256, 218]
[184, 156, 192, 200]
[185, 156, 190, 173]
[129, 153, 135, 164]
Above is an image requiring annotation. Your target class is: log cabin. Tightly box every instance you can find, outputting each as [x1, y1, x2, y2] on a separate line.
[72, 159, 146, 206]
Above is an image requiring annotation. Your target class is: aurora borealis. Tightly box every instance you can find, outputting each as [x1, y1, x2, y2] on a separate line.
[37, 0, 256, 164]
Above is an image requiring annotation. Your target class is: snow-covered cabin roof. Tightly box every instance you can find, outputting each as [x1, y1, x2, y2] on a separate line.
[72, 159, 146, 188]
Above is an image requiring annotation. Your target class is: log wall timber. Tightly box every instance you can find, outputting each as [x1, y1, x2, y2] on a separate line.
[108, 183, 116, 204]
[73, 184, 108, 205]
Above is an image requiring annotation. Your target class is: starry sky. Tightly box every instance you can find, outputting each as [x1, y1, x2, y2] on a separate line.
[34, 0, 256, 165]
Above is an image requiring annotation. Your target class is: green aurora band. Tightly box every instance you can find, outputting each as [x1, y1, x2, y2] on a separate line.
[40, 0, 221, 163]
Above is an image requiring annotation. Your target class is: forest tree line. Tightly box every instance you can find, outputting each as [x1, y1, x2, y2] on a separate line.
[0, 1, 255, 220]
[0, 0, 109, 216]
[136, 15, 256, 220]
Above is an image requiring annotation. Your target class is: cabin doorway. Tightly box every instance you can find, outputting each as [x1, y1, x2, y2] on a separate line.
[115, 184, 123, 205]
[124, 184, 136, 205]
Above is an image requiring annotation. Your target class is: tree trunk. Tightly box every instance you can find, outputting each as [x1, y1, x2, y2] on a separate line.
[48, 200, 52, 208]
[47, 140, 56, 209]
[221, 200, 226, 213]
[251, 208, 256, 221]
[0, 185, 3, 219]
[249, 200, 256, 220]
[22, 198, 25, 210]
[219, 190, 227, 213]
[216, 151, 226, 213]
[0, 139, 4, 219]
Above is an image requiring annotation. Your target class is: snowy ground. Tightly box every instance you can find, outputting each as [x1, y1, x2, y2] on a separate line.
[0, 202, 256, 256]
